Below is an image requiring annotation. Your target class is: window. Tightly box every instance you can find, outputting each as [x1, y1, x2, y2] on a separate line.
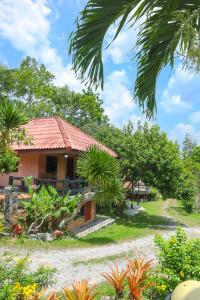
[46, 156, 57, 173]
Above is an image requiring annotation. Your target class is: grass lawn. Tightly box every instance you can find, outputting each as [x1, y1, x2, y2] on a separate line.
[0, 199, 172, 249]
[167, 198, 200, 227]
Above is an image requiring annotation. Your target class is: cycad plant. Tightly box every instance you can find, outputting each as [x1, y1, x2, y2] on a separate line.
[77, 146, 125, 207]
[0, 98, 29, 173]
[69, 0, 200, 117]
[0, 98, 28, 148]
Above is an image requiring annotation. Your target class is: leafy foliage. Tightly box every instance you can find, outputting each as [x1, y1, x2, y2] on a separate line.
[102, 259, 154, 300]
[0, 148, 19, 174]
[126, 259, 155, 300]
[102, 264, 127, 298]
[0, 57, 108, 129]
[69, 0, 200, 116]
[0, 98, 29, 173]
[0, 98, 28, 147]
[0, 257, 55, 300]
[63, 280, 97, 300]
[21, 185, 81, 233]
[77, 146, 119, 187]
[77, 146, 125, 207]
[153, 228, 200, 296]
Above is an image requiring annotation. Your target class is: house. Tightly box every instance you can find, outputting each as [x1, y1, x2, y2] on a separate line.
[0, 117, 116, 231]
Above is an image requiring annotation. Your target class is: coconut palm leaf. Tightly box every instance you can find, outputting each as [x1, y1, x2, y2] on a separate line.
[69, 0, 200, 117]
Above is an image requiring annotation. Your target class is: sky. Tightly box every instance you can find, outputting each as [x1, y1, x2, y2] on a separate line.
[0, 0, 200, 146]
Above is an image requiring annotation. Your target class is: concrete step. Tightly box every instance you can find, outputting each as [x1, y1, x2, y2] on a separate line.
[72, 216, 115, 238]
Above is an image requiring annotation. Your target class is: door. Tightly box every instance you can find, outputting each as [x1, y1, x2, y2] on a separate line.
[46, 156, 57, 179]
[66, 157, 75, 179]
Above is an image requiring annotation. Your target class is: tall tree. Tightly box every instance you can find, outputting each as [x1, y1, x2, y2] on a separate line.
[183, 133, 197, 159]
[0, 57, 108, 129]
[69, 0, 200, 117]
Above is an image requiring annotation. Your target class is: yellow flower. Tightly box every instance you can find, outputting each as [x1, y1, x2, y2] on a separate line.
[180, 271, 185, 277]
[157, 284, 167, 292]
[22, 283, 37, 299]
[13, 282, 21, 291]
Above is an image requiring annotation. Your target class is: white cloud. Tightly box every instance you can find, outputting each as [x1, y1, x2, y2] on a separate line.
[160, 65, 200, 113]
[102, 69, 144, 126]
[169, 123, 200, 144]
[189, 111, 200, 124]
[0, 0, 82, 91]
[160, 92, 192, 113]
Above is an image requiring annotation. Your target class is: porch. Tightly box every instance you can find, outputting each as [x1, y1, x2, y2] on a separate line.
[8, 176, 87, 195]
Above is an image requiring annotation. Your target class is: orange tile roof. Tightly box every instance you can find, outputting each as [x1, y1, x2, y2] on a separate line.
[13, 117, 117, 157]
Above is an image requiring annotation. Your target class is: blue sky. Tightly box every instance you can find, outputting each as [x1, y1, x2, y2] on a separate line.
[0, 0, 200, 145]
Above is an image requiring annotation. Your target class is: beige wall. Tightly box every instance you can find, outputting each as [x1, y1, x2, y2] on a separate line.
[0, 151, 77, 187]
[0, 152, 40, 187]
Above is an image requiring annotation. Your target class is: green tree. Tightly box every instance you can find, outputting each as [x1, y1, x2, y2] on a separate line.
[69, 0, 200, 116]
[0, 57, 54, 103]
[0, 57, 108, 129]
[89, 122, 182, 200]
[183, 133, 196, 159]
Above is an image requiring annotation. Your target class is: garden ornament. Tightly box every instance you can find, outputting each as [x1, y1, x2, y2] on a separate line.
[171, 280, 200, 300]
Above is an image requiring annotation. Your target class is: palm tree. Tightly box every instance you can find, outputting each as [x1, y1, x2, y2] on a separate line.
[69, 1, 200, 117]
[77, 146, 125, 207]
[0, 98, 28, 148]
[0, 98, 28, 173]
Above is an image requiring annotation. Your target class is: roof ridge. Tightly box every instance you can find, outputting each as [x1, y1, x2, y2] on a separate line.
[59, 117, 116, 156]
[55, 117, 72, 151]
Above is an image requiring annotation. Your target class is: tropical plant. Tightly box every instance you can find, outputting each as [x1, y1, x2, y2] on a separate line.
[153, 227, 200, 296]
[102, 264, 127, 299]
[0, 98, 28, 148]
[63, 280, 97, 300]
[77, 145, 119, 187]
[0, 258, 55, 300]
[0, 98, 29, 173]
[126, 259, 155, 300]
[21, 185, 81, 233]
[77, 146, 125, 207]
[69, 1, 200, 116]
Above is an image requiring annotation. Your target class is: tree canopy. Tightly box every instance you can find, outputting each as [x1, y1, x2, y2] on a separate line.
[69, 0, 200, 117]
[0, 57, 108, 129]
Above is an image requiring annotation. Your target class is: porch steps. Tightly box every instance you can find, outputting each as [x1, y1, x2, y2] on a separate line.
[72, 216, 115, 238]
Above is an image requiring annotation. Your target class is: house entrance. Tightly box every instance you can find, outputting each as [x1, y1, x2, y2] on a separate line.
[46, 156, 57, 179]
[66, 157, 75, 179]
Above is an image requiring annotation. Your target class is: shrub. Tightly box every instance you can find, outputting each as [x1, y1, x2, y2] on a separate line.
[0, 257, 56, 300]
[153, 228, 200, 297]
[148, 187, 162, 201]
[0, 148, 19, 173]
[21, 185, 81, 233]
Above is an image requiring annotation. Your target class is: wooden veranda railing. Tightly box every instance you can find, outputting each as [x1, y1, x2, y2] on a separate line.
[8, 176, 88, 195]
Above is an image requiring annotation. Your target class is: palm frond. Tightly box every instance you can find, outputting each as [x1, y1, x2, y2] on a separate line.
[69, 0, 138, 89]
[69, 0, 200, 117]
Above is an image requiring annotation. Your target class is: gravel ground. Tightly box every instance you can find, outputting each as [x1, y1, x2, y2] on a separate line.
[0, 227, 199, 290]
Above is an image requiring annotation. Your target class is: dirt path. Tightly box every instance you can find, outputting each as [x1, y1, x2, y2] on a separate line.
[0, 227, 199, 290]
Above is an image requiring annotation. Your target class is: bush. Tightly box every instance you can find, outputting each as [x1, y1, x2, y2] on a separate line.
[152, 228, 200, 298]
[0, 148, 19, 173]
[0, 257, 56, 300]
[148, 187, 162, 201]
[21, 185, 81, 233]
